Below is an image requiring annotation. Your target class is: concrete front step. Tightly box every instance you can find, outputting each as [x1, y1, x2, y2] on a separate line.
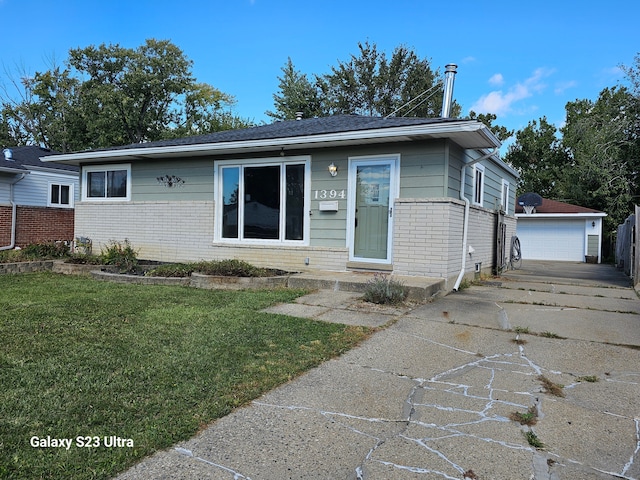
[288, 271, 445, 303]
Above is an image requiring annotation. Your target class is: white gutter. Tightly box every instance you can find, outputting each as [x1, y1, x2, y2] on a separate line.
[453, 148, 498, 292]
[515, 213, 607, 219]
[43, 121, 499, 165]
[0, 173, 27, 251]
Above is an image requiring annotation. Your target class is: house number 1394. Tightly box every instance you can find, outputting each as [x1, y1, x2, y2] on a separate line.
[314, 189, 346, 199]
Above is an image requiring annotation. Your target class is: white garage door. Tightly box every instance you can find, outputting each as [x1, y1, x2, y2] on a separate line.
[517, 219, 585, 261]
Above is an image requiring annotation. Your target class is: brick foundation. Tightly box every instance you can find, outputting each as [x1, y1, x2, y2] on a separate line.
[0, 205, 74, 247]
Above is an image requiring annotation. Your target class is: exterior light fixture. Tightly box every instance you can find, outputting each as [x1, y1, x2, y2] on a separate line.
[592, 221, 596, 228]
[328, 162, 338, 177]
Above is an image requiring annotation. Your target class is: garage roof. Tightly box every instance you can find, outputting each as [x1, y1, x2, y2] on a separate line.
[516, 198, 606, 216]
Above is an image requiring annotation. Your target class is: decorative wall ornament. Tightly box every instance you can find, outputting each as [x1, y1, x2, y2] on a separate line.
[156, 175, 185, 188]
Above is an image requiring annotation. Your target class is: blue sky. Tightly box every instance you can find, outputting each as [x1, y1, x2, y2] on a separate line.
[1, 0, 638, 147]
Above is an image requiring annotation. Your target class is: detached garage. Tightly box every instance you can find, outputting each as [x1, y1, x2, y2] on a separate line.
[516, 196, 606, 263]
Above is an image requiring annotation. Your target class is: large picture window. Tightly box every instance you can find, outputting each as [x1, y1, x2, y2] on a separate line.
[217, 158, 309, 243]
[82, 164, 131, 201]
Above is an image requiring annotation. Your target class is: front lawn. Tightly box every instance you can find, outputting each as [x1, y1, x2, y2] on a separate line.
[0, 273, 371, 479]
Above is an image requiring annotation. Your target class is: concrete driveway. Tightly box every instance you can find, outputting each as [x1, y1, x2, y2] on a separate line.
[118, 261, 640, 480]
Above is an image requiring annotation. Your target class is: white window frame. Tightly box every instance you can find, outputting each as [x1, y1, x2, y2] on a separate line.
[81, 164, 131, 202]
[214, 156, 311, 245]
[473, 164, 485, 206]
[48, 182, 74, 208]
[501, 179, 510, 214]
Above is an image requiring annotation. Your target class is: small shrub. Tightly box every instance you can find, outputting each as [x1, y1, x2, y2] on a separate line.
[0, 249, 24, 263]
[145, 263, 194, 277]
[100, 239, 139, 273]
[21, 241, 70, 259]
[0, 242, 72, 262]
[194, 259, 275, 277]
[66, 253, 103, 265]
[577, 375, 599, 383]
[363, 273, 407, 305]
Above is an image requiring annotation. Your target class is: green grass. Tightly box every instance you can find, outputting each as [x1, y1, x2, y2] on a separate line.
[0, 272, 371, 479]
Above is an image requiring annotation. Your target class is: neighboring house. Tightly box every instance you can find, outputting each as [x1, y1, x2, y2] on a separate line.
[0, 146, 79, 249]
[515, 196, 606, 263]
[44, 115, 519, 290]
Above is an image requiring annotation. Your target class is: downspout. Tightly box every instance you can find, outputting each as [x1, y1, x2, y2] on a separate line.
[452, 149, 498, 291]
[0, 174, 27, 251]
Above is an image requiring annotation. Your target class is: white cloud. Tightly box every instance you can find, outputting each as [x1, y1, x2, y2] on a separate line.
[470, 68, 554, 116]
[554, 80, 577, 95]
[489, 73, 504, 87]
[597, 65, 624, 85]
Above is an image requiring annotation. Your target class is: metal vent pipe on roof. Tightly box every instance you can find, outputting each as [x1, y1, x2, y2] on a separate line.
[295, 112, 303, 120]
[3, 148, 13, 161]
[441, 64, 457, 118]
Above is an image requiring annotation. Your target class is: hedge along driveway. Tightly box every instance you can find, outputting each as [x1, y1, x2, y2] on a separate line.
[0, 272, 371, 479]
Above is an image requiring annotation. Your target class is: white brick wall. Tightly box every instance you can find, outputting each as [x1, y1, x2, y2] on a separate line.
[393, 198, 516, 287]
[76, 199, 516, 280]
[75, 201, 215, 262]
[75, 201, 348, 271]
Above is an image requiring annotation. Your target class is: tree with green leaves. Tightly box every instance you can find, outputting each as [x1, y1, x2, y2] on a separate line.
[1, 39, 251, 151]
[266, 58, 323, 121]
[504, 117, 567, 197]
[468, 111, 514, 143]
[267, 41, 461, 120]
[505, 54, 640, 245]
[561, 86, 640, 233]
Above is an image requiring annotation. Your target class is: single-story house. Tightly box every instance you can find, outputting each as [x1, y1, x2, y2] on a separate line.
[515, 196, 606, 263]
[0, 146, 79, 249]
[43, 115, 519, 290]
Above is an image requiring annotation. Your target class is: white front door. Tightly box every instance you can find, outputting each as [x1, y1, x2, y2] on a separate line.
[348, 156, 398, 264]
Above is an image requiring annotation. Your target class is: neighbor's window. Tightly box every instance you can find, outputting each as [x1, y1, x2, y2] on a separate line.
[501, 179, 510, 214]
[473, 164, 485, 206]
[82, 164, 131, 201]
[49, 183, 73, 208]
[218, 159, 308, 243]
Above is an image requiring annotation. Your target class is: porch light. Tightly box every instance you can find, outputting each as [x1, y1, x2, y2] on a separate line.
[328, 162, 338, 177]
[592, 221, 596, 228]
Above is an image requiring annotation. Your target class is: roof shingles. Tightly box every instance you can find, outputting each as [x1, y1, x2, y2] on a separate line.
[516, 197, 604, 214]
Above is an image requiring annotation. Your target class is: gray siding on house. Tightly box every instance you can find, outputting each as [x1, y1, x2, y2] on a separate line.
[308, 150, 349, 248]
[118, 141, 471, 250]
[12, 170, 79, 207]
[455, 149, 517, 212]
[132, 159, 214, 202]
[0, 181, 10, 203]
[307, 141, 449, 248]
[446, 142, 465, 199]
[398, 140, 447, 198]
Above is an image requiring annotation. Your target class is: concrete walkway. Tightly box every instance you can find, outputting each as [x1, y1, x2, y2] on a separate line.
[117, 262, 640, 480]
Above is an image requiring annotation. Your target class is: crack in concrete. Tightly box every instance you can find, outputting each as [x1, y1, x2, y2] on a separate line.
[170, 326, 639, 479]
[174, 447, 253, 479]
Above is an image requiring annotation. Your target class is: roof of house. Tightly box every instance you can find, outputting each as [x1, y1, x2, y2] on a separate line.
[44, 115, 510, 170]
[106, 115, 485, 150]
[1, 146, 78, 174]
[516, 197, 605, 215]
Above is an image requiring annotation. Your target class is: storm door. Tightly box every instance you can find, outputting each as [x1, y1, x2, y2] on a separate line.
[348, 157, 397, 263]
